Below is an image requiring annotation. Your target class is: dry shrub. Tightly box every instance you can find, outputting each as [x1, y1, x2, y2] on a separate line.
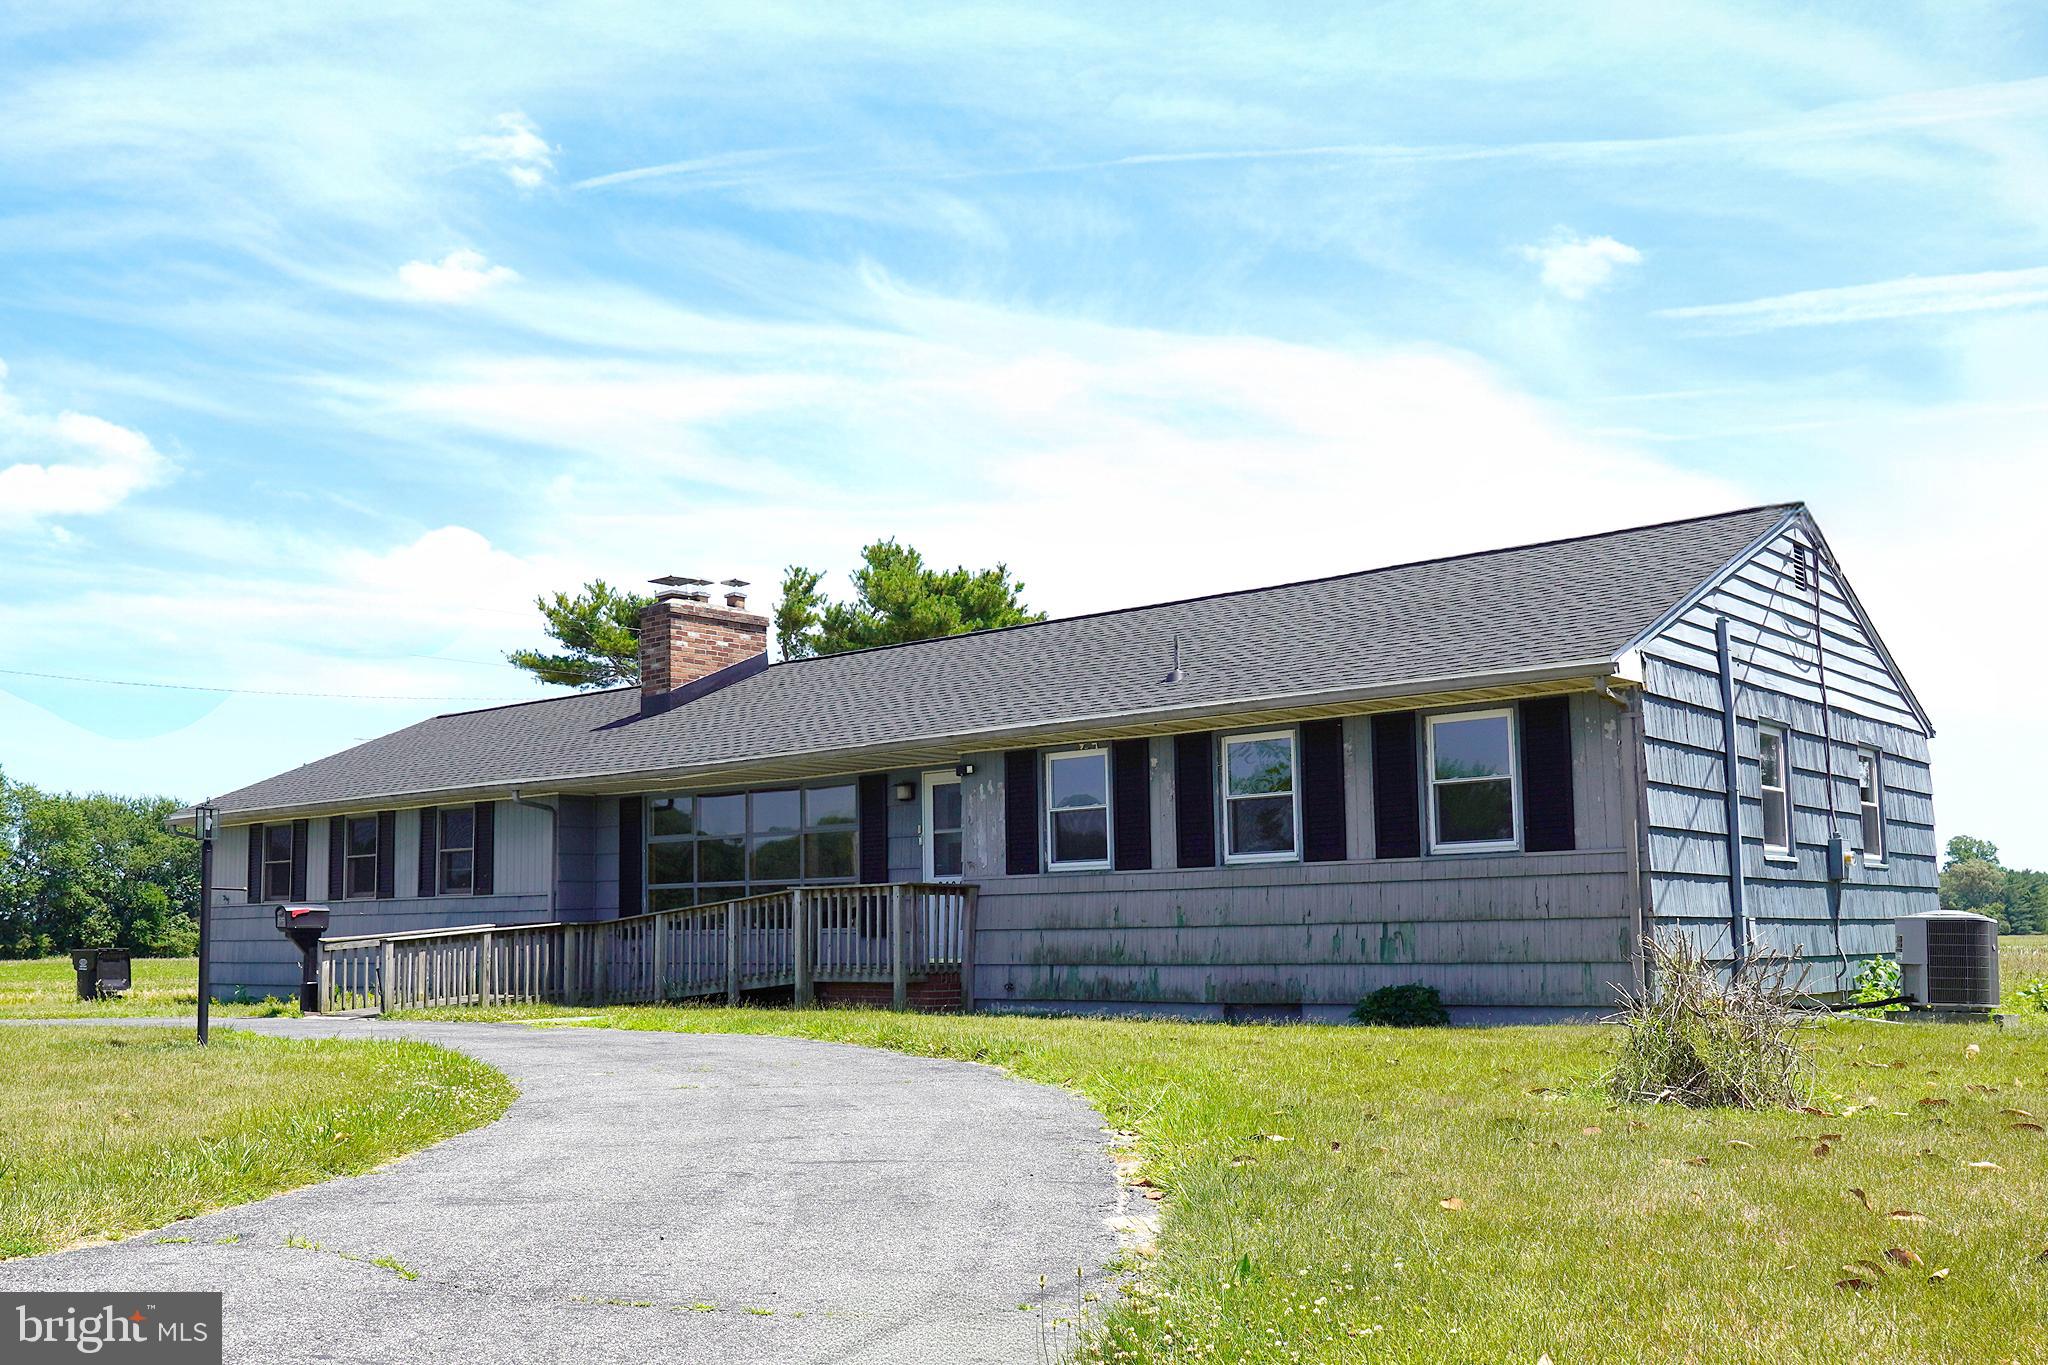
[1609, 935, 1812, 1109]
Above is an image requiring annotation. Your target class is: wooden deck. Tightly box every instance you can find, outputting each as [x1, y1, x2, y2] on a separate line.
[316, 882, 977, 1015]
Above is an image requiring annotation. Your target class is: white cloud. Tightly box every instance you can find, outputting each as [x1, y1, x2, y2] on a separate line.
[0, 359, 172, 527]
[1658, 265, 2048, 331]
[355, 279, 1743, 618]
[1516, 231, 1643, 299]
[397, 249, 520, 302]
[573, 147, 809, 191]
[462, 111, 554, 189]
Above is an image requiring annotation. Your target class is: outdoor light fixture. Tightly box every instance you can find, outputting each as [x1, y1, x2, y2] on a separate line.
[955, 762, 976, 777]
[893, 781, 915, 802]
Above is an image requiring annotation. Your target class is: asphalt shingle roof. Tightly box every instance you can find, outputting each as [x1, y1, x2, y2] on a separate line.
[210, 503, 1794, 815]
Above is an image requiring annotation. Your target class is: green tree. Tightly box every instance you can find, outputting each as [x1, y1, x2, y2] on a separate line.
[1943, 834, 2000, 869]
[776, 539, 1043, 659]
[503, 579, 651, 690]
[0, 768, 199, 957]
[1940, 857, 2007, 921]
[509, 545, 1045, 684]
[2002, 869, 2048, 936]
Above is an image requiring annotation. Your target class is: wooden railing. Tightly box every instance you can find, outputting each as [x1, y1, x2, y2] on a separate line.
[315, 882, 976, 1015]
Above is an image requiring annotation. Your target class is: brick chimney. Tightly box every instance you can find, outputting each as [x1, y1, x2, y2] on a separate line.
[639, 576, 769, 710]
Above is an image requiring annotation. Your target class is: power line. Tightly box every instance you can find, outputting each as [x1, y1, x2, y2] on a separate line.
[0, 666, 543, 703]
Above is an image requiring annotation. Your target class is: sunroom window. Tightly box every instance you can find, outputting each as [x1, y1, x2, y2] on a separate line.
[1045, 749, 1111, 870]
[646, 782, 857, 912]
[1857, 747, 1885, 865]
[1221, 730, 1297, 863]
[1426, 710, 1518, 853]
[1759, 725, 1791, 856]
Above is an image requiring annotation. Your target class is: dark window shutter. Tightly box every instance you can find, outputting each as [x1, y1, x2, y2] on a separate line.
[246, 822, 264, 903]
[1371, 712, 1421, 859]
[417, 806, 439, 898]
[375, 811, 397, 899]
[857, 774, 890, 883]
[1519, 696, 1577, 853]
[289, 819, 309, 901]
[327, 817, 346, 901]
[472, 801, 495, 895]
[1112, 739, 1152, 871]
[1299, 719, 1347, 862]
[1004, 749, 1039, 875]
[617, 796, 643, 915]
[1173, 732, 1216, 868]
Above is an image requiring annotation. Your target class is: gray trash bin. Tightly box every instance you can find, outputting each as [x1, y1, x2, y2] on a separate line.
[69, 948, 132, 1000]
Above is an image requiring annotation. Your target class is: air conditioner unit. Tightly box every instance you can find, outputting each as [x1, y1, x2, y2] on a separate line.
[1897, 910, 2000, 1010]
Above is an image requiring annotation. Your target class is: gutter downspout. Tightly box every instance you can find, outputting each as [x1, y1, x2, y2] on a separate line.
[1715, 616, 1749, 973]
[509, 790, 560, 920]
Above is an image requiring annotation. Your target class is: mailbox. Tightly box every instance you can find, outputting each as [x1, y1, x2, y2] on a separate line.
[272, 905, 333, 1012]
[274, 905, 330, 934]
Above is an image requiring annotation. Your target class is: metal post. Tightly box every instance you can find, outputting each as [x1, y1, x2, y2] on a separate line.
[196, 805, 217, 1046]
[792, 888, 814, 1007]
[890, 885, 908, 1011]
[1715, 616, 1750, 972]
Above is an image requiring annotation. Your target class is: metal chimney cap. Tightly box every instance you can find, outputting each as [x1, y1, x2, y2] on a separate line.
[650, 575, 712, 588]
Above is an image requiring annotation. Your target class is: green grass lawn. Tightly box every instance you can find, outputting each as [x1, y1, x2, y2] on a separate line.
[0, 956, 289, 1020]
[0, 1026, 514, 1259]
[395, 1000, 2048, 1364]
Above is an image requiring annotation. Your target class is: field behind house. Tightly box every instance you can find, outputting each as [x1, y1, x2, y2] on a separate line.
[2003, 935, 2048, 1003]
[0, 956, 290, 1020]
[0, 1026, 513, 1258]
[394, 999, 2048, 1365]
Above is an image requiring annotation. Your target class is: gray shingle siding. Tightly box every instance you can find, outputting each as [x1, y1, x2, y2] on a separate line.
[1635, 510, 1937, 996]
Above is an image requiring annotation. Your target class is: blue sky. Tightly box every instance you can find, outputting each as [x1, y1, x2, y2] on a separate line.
[2, 3, 2044, 862]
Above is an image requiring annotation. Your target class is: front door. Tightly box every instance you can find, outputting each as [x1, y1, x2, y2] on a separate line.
[921, 771, 964, 882]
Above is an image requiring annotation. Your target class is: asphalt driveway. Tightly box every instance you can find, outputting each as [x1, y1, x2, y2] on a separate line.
[1, 1018, 1123, 1363]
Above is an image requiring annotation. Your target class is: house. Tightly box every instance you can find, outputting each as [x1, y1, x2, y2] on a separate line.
[194, 502, 1936, 1021]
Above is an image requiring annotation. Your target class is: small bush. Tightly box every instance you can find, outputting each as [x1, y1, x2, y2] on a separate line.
[1609, 936, 1810, 1110]
[2014, 978, 2048, 1014]
[1850, 955, 1906, 1015]
[1351, 983, 1450, 1027]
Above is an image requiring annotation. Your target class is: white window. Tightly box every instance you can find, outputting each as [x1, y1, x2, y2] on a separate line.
[1045, 748, 1112, 870]
[1758, 724, 1791, 857]
[439, 807, 475, 893]
[1221, 730, 1298, 863]
[262, 824, 294, 899]
[1426, 710, 1519, 853]
[343, 815, 378, 898]
[1857, 747, 1885, 866]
